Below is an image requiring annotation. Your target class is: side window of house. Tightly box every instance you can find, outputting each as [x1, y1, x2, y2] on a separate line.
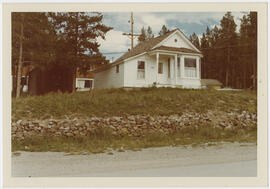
[168, 59, 170, 78]
[158, 62, 163, 74]
[184, 58, 196, 78]
[137, 61, 145, 79]
[116, 65, 119, 73]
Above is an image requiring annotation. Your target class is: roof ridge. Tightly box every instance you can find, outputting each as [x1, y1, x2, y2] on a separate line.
[113, 29, 177, 63]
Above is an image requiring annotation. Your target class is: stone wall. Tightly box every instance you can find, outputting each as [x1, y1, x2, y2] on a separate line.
[12, 111, 257, 140]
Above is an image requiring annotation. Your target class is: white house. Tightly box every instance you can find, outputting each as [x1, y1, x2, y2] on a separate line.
[94, 29, 203, 89]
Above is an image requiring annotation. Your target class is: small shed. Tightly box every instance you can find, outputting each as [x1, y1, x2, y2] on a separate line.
[201, 79, 222, 89]
[75, 69, 94, 91]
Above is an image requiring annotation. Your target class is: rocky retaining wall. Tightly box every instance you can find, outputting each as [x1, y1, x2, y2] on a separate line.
[12, 111, 257, 140]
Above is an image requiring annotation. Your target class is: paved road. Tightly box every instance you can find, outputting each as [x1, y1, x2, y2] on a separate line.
[12, 142, 257, 177]
[80, 160, 256, 177]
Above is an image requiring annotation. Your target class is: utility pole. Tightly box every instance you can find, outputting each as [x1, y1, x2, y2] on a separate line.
[123, 12, 140, 49]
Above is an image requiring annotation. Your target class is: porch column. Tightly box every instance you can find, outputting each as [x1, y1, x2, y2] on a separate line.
[180, 56, 185, 78]
[174, 54, 177, 84]
[196, 56, 200, 79]
[156, 52, 159, 83]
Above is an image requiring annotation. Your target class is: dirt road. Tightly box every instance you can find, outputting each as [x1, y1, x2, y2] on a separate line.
[12, 142, 256, 177]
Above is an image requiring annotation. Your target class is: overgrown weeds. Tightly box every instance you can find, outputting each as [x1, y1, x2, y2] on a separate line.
[12, 88, 257, 121]
[12, 125, 257, 154]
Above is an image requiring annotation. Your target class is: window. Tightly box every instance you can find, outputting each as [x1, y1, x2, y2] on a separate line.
[184, 58, 196, 68]
[174, 39, 178, 42]
[77, 80, 85, 88]
[116, 65, 119, 73]
[77, 79, 93, 89]
[137, 61, 145, 79]
[158, 62, 163, 74]
[84, 80, 91, 88]
[184, 58, 197, 78]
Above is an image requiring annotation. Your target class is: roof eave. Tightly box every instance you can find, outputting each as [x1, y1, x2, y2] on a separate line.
[149, 49, 203, 57]
[93, 60, 124, 73]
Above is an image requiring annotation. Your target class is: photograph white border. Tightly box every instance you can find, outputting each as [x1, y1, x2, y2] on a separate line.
[2, 2, 268, 187]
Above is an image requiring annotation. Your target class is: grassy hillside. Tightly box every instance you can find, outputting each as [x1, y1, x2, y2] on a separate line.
[12, 88, 257, 121]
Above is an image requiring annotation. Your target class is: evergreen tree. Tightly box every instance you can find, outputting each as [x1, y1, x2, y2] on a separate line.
[12, 12, 56, 97]
[248, 12, 257, 89]
[146, 26, 154, 39]
[51, 12, 112, 92]
[199, 11, 257, 90]
[189, 32, 200, 49]
[219, 12, 238, 87]
[138, 27, 146, 43]
[159, 25, 169, 36]
[239, 12, 257, 89]
[200, 33, 208, 78]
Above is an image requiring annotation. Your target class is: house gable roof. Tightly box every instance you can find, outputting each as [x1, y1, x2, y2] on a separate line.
[114, 29, 177, 63]
[152, 29, 201, 53]
[152, 46, 200, 54]
[94, 28, 202, 73]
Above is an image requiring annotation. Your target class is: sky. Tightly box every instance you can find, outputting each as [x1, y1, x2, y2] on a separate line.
[97, 12, 246, 61]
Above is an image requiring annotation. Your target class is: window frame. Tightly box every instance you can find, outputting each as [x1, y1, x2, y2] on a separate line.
[137, 60, 145, 80]
[76, 78, 94, 89]
[158, 62, 163, 74]
[184, 57, 197, 78]
[184, 58, 196, 68]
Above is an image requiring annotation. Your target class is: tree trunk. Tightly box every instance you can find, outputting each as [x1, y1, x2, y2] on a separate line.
[225, 48, 230, 87]
[72, 67, 76, 92]
[71, 12, 79, 93]
[16, 14, 24, 98]
[243, 67, 247, 89]
[252, 52, 256, 90]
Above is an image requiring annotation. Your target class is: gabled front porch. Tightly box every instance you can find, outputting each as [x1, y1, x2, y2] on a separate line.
[148, 49, 202, 88]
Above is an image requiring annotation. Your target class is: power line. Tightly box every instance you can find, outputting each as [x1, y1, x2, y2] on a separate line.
[101, 52, 126, 55]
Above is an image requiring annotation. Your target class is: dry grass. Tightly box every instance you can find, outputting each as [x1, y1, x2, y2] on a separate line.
[12, 88, 257, 121]
[12, 88, 257, 153]
[12, 124, 257, 154]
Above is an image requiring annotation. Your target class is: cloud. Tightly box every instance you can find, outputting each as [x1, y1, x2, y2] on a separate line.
[99, 12, 247, 60]
[97, 30, 130, 53]
[134, 13, 167, 34]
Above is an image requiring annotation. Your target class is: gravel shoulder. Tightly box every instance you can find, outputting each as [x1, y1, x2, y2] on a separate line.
[12, 142, 257, 177]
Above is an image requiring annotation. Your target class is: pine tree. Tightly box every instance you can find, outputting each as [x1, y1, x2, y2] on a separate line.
[51, 12, 112, 92]
[146, 26, 154, 39]
[159, 25, 169, 36]
[138, 27, 146, 43]
[12, 12, 56, 97]
[219, 12, 238, 87]
[189, 32, 200, 49]
[248, 12, 257, 89]
[200, 12, 257, 90]
[200, 33, 208, 78]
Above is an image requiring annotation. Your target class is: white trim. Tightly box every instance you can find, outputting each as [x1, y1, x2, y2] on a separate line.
[150, 50, 203, 57]
[151, 29, 202, 54]
[124, 52, 147, 63]
[152, 30, 178, 49]
[76, 78, 94, 90]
